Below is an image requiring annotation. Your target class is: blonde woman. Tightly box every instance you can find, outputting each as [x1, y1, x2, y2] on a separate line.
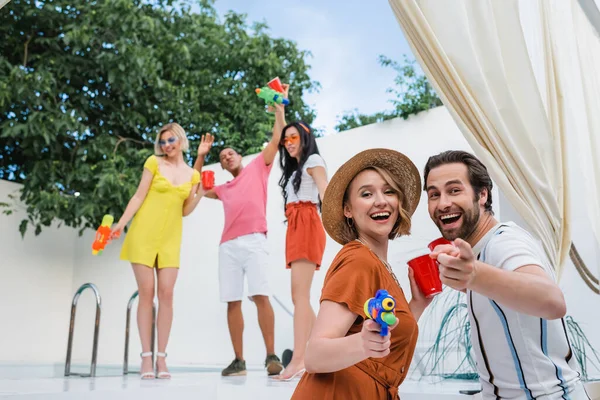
[111, 123, 213, 379]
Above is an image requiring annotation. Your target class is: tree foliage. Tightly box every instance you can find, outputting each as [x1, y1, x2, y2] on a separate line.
[0, 0, 318, 236]
[335, 55, 442, 132]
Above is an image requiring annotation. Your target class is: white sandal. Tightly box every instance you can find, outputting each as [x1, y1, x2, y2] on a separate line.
[272, 368, 306, 382]
[140, 352, 155, 380]
[156, 352, 171, 379]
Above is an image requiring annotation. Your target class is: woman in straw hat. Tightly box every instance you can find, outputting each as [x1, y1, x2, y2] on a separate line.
[291, 149, 433, 400]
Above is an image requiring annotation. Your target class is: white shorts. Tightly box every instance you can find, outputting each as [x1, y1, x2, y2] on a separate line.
[218, 233, 270, 302]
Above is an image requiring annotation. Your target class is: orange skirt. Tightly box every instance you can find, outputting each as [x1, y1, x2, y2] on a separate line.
[285, 201, 326, 269]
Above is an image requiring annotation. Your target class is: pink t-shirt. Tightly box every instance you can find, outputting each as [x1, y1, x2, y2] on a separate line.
[213, 152, 273, 244]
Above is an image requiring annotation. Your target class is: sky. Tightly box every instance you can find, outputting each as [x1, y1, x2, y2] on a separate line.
[208, 0, 414, 134]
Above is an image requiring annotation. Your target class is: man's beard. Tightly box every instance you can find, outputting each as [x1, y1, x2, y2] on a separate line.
[437, 201, 480, 241]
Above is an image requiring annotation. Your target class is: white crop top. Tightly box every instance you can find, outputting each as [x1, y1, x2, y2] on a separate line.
[284, 154, 326, 204]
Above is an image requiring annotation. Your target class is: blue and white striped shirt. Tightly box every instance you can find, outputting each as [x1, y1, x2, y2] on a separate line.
[468, 222, 586, 399]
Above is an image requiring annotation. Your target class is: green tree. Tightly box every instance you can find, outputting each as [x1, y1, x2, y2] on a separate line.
[0, 0, 318, 236]
[335, 55, 441, 132]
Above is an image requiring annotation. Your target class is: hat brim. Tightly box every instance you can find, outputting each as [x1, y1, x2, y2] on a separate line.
[322, 148, 421, 245]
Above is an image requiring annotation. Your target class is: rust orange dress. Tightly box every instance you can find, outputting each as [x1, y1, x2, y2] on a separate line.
[291, 241, 418, 400]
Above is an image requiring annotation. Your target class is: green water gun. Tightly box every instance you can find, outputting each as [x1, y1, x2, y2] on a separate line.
[255, 86, 289, 106]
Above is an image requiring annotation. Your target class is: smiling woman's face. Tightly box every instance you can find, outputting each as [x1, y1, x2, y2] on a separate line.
[159, 129, 181, 157]
[343, 169, 400, 241]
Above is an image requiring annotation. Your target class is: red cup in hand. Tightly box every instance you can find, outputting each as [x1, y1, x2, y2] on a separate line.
[267, 77, 285, 93]
[407, 254, 443, 298]
[202, 170, 215, 190]
[428, 237, 451, 251]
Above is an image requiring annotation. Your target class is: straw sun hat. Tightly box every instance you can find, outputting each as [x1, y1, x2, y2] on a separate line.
[322, 148, 421, 245]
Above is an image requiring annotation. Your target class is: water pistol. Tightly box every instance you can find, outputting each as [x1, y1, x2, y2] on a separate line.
[255, 86, 289, 106]
[364, 289, 398, 336]
[92, 214, 117, 255]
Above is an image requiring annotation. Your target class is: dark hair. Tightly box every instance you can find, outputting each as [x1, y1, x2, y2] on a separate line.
[278, 121, 322, 212]
[423, 150, 494, 215]
[219, 147, 242, 156]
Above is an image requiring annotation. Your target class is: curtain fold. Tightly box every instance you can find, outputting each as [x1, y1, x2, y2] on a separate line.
[388, 0, 571, 273]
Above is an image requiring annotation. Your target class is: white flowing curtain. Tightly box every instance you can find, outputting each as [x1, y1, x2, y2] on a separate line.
[388, 0, 600, 281]
[567, 0, 600, 259]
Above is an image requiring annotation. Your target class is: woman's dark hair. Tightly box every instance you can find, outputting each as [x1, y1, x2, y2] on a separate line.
[278, 121, 322, 212]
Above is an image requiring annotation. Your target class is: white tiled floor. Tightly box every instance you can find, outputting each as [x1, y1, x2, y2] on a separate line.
[0, 370, 483, 400]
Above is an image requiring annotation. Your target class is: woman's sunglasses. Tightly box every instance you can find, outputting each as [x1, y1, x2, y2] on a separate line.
[282, 134, 300, 146]
[159, 136, 178, 146]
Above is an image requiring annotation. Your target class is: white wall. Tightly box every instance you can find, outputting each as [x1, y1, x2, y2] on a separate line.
[1, 106, 598, 374]
[65, 106, 478, 369]
[0, 180, 76, 364]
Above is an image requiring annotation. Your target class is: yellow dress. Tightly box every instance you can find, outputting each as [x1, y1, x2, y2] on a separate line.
[120, 155, 200, 269]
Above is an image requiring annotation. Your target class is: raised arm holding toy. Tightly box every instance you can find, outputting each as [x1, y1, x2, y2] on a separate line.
[187, 82, 290, 379]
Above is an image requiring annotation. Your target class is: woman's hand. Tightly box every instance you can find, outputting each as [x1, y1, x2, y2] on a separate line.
[360, 319, 398, 359]
[110, 223, 125, 240]
[197, 133, 214, 158]
[195, 182, 206, 197]
[408, 267, 434, 320]
[281, 83, 290, 98]
[273, 102, 285, 118]
[267, 83, 290, 112]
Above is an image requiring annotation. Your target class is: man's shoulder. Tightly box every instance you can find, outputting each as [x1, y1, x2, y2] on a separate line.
[483, 221, 550, 271]
[245, 151, 272, 169]
[487, 221, 534, 246]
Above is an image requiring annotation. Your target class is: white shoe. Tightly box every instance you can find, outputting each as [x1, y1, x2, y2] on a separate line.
[140, 352, 155, 380]
[272, 368, 306, 382]
[156, 352, 171, 379]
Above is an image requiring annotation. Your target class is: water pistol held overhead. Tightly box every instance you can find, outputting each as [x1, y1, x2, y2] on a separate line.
[92, 214, 119, 255]
[364, 289, 398, 336]
[255, 86, 289, 106]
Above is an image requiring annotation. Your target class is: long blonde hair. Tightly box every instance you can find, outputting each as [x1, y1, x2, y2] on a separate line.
[154, 123, 189, 156]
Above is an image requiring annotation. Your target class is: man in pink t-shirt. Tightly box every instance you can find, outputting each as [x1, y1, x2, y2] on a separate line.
[193, 98, 288, 377]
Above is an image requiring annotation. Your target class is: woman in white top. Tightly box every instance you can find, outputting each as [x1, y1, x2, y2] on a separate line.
[275, 121, 329, 380]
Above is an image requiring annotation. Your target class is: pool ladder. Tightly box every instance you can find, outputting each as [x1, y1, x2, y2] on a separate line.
[123, 291, 157, 375]
[64, 285, 156, 377]
[64, 283, 101, 377]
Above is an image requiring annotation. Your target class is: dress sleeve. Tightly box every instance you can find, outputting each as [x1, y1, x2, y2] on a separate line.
[191, 169, 200, 186]
[320, 247, 385, 319]
[143, 155, 158, 175]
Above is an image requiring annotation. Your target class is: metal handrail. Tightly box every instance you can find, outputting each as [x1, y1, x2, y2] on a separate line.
[123, 290, 157, 375]
[65, 283, 101, 377]
[272, 294, 294, 317]
[272, 294, 294, 368]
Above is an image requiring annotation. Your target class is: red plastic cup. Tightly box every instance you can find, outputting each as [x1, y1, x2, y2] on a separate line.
[201, 170, 215, 190]
[428, 237, 452, 251]
[407, 254, 443, 298]
[267, 77, 285, 93]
